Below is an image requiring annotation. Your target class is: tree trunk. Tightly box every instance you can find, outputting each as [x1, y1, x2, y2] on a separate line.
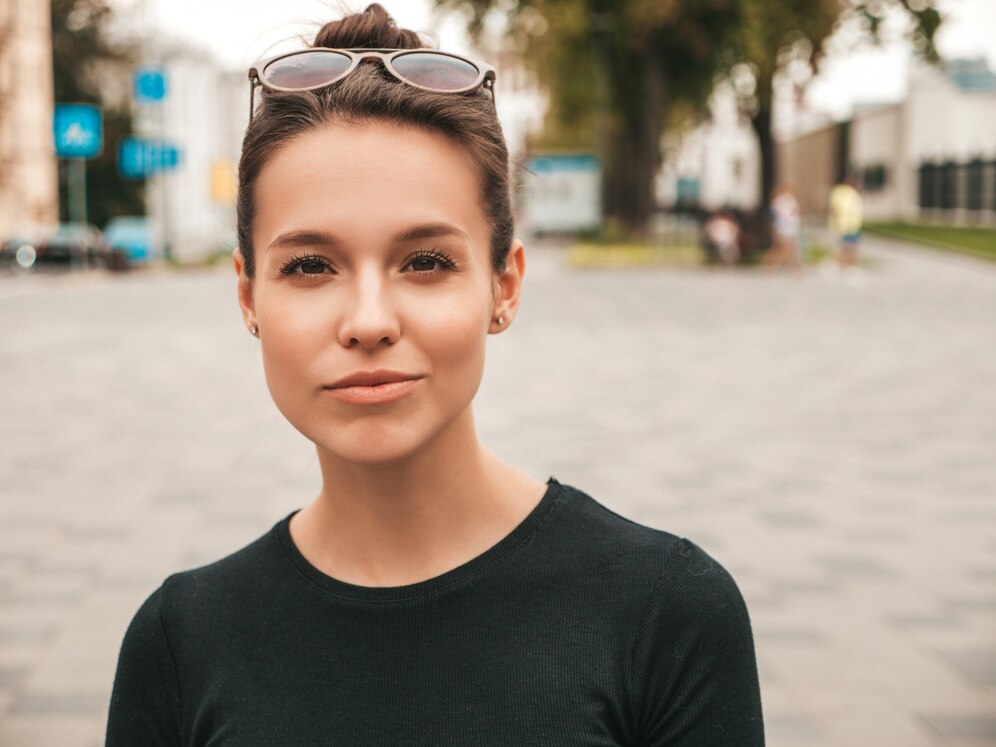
[750, 106, 776, 211]
[601, 50, 663, 239]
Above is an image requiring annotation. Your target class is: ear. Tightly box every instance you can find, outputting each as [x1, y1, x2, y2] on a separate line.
[233, 248, 257, 331]
[489, 239, 526, 334]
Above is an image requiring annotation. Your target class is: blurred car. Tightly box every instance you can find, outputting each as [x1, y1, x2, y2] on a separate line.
[103, 216, 155, 266]
[32, 223, 109, 268]
[0, 226, 56, 269]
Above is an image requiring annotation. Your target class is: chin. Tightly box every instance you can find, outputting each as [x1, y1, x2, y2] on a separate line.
[308, 421, 445, 468]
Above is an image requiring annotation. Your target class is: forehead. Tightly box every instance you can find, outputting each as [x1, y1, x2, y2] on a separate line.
[252, 120, 489, 253]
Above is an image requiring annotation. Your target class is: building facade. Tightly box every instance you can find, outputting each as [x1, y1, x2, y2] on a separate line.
[659, 57, 996, 224]
[0, 0, 58, 237]
[657, 83, 761, 212]
[133, 43, 245, 263]
[852, 58, 996, 223]
[780, 58, 996, 222]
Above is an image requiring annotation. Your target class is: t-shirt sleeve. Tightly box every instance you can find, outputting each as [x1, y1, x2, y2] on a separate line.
[105, 584, 183, 747]
[631, 539, 764, 745]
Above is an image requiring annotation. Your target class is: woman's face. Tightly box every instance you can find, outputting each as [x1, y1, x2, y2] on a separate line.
[235, 120, 522, 466]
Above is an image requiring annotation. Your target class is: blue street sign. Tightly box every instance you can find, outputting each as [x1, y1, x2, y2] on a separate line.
[53, 104, 103, 158]
[134, 66, 168, 103]
[118, 137, 182, 179]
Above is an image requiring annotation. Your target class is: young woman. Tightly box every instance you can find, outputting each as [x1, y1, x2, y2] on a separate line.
[106, 5, 763, 745]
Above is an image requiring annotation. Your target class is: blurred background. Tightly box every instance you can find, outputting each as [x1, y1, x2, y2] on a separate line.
[0, 0, 994, 745]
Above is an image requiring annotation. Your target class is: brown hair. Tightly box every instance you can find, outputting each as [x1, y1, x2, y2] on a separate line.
[237, 3, 513, 278]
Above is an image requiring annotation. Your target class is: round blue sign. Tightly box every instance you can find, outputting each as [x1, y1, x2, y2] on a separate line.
[134, 66, 168, 103]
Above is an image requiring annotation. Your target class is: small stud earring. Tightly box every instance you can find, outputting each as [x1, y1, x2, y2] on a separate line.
[249, 324, 259, 337]
[497, 316, 505, 326]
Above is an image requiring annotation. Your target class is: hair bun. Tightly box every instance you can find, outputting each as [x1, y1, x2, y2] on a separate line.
[313, 3, 425, 50]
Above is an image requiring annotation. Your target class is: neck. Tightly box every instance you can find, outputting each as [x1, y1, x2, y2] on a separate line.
[290, 410, 546, 587]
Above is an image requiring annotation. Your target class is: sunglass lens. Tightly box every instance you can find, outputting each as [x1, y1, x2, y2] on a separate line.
[263, 51, 352, 89]
[392, 53, 480, 91]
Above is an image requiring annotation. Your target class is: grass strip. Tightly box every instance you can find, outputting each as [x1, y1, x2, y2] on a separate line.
[567, 243, 702, 268]
[865, 221, 996, 261]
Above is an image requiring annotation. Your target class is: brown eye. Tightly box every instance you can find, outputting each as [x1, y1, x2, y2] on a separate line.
[403, 249, 456, 274]
[279, 254, 335, 277]
[409, 256, 439, 272]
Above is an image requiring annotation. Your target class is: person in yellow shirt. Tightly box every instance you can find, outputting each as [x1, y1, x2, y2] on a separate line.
[828, 177, 863, 268]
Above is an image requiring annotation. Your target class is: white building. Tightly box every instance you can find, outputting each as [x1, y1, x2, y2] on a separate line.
[134, 43, 245, 263]
[660, 57, 996, 223]
[850, 58, 996, 222]
[656, 82, 760, 212]
[0, 0, 58, 236]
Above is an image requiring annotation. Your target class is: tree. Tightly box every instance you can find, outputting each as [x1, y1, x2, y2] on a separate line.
[51, 0, 144, 227]
[731, 0, 942, 209]
[434, 0, 742, 237]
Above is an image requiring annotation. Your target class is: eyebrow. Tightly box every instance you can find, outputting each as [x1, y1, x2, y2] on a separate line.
[265, 223, 469, 253]
[392, 222, 470, 243]
[266, 230, 340, 253]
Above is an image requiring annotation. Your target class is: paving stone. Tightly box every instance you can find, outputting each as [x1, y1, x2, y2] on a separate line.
[754, 626, 826, 644]
[941, 595, 996, 614]
[0, 668, 20, 687]
[768, 578, 841, 595]
[817, 554, 896, 579]
[0, 713, 102, 747]
[920, 713, 996, 739]
[759, 510, 824, 528]
[935, 649, 996, 686]
[764, 712, 825, 741]
[11, 691, 108, 714]
[1, 237, 995, 745]
[886, 611, 962, 630]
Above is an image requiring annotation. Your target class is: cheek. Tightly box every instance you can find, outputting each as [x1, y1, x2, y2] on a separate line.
[254, 290, 332, 398]
[418, 288, 491, 368]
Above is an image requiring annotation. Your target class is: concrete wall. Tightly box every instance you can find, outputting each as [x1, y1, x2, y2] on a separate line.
[0, 0, 58, 236]
[777, 123, 840, 217]
[850, 104, 905, 220]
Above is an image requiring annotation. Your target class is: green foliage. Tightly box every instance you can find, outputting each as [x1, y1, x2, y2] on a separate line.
[51, 0, 144, 227]
[726, 0, 942, 208]
[433, 0, 942, 230]
[434, 0, 742, 234]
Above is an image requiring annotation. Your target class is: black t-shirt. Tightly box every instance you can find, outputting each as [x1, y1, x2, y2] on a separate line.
[106, 480, 764, 745]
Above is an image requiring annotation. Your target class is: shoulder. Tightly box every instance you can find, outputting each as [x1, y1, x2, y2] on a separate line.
[553, 484, 762, 741]
[154, 519, 288, 626]
[554, 486, 766, 743]
[549, 483, 747, 620]
[551, 482, 693, 575]
[557, 482, 749, 630]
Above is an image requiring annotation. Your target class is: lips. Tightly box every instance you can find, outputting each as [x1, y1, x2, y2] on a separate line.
[323, 370, 423, 405]
[327, 370, 420, 389]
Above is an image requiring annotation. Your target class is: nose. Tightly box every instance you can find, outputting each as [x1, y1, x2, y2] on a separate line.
[337, 269, 400, 349]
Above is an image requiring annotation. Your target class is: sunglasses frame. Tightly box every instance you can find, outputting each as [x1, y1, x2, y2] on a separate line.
[247, 48, 497, 122]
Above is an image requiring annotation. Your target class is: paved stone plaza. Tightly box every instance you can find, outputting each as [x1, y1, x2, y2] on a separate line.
[0, 236, 994, 746]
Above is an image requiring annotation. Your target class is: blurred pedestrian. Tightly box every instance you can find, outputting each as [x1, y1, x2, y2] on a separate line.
[764, 183, 802, 271]
[829, 176, 863, 269]
[704, 209, 741, 265]
[105, 5, 763, 745]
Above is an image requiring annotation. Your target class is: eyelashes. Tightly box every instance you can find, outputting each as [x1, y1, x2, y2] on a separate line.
[405, 249, 457, 273]
[278, 253, 331, 276]
[277, 249, 458, 278]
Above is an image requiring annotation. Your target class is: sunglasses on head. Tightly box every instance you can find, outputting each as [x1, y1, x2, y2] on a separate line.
[248, 48, 497, 122]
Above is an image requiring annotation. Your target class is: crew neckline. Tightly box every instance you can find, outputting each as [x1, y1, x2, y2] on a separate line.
[273, 478, 566, 603]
